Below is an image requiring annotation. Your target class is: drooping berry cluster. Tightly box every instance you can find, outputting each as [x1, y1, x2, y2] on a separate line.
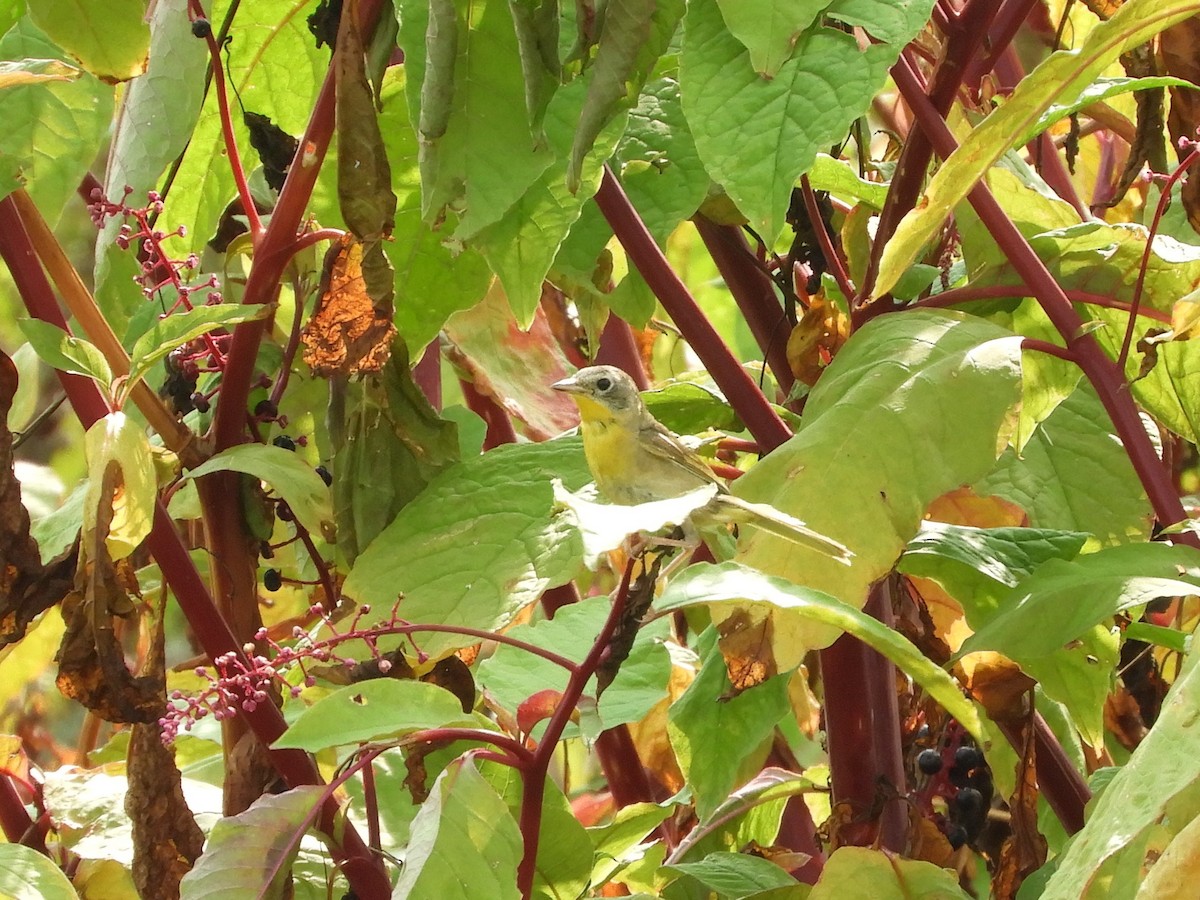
[159, 601, 405, 745]
[911, 720, 995, 850]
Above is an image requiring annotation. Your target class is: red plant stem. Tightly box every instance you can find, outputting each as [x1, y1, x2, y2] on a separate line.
[516, 564, 636, 898]
[413, 342, 442, 410]
[596, 167, 792, 451]
[893, 55, 1195, 542]
[540, 582, 583, 619]
[291, 521, 338, 614]
[860, 0, 1004, 303]
[960, 0, 1044, 93]
[997, 715, 1089, 833]
[594, 726, 666, 815]
[187, 0, 262, 238]
[692, 215, 795, 399]
[820, 578, 908, 850]
[800, 174, 855, 301]
[1022, 338, 1077, 363]
[0, 775, 46, 854]
[459, 376, 519, 448]
[362, 757, 381, 850]
[409, 728, 533, 764]
[595, 313, 650, 389]
[915, 284, 1172, 324]
[376, 623, 577, 671]
[1118, 147, 1200, 370]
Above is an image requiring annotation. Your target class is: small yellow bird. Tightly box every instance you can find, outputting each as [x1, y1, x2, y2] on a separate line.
[552, 365, 851, 562]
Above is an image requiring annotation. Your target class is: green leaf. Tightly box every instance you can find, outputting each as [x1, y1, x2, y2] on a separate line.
[178, 786, 325, 899]
[1025, 75, 1197, 146]
[809, 846, 972, 899]
[715, 0, 825, 77]
[899, 521, 1089, 624]
[126, 304, 273, 396]
[183, 444, 334, 542]
[1040, 654, 1200, 899]
[733, 309, 1022, 656]
[333, 344, 461, 565]
[666, 851, 799, 897]
[343, 439, 591, 659]
[475, 76, 627, 325]
[83, 412, 156, 560]
[28, 0, 149, 82]
[0, 18, 113, 225]
[403, 0, 555, 240]
[509, 0, 559, 132]
[567, 0, 683, 191]
[667, 631, 791, 822]
[475, 597, 671, 732]
[874, 0, 1200, 298]
[0, 0, 25, 35]
[959, 543, 1200, 660]
[18, 318, 112, 386]
[590, 802, 675, 888]
[273, 680, 477, 752]
[392, 758, 523, 900]
[824, 0, 939, 45]
[680, 0, 895, 240]
[807, 152, 889, 209]
[1123, 621, 1189, 654]
[642, 377, 741, 435]
[975, 386, 1153, 545]
[657, 563, 986, 743]
[378, 67, 491, 350]
[0, 843, 77, 900]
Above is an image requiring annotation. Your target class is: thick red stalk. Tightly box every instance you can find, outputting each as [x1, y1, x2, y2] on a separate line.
[692, 215, 795, 399]
[595, 168, 791, 451]
[595, 313, 650, 389]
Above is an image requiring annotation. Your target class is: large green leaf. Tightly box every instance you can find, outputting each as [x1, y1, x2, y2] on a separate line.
[274, 680, 478, 752]
[0, 18, 113, 225]
[875, 0, 1200, 297]
[959, 543, 1200, 660]
[680, 0, 903, 240]
[0, 844, 77, 900]
[667, 629, 791, 822]
[733, 309, 1022, 656]
[178, 786, 326, 899]
[1041, 654, 1200, 899]
[392, 759, 523, 900]
[975, 386, 1153, 545]
[809, 846, 971, 899]
[18, 318, 112, 386]
[665, 850, 799, 896]
[399, 0, 554, 241]
[474, 76, 627, 324]
[28, 0, 149, 82]
[656, 563, 985, 742]
[183, 444, 334, 541]
[343, 440, 591, 659]
[161, 0, 327, 251]
[376, 67, 491, 351]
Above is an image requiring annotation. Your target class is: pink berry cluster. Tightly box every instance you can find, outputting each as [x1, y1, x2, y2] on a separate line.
[159, 602, 406, 744]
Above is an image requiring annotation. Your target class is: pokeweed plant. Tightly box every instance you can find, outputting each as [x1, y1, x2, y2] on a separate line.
[0, 0, 1199, 898]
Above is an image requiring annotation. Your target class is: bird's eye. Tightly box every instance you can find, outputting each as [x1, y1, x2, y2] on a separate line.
[596, 377, 612, 392]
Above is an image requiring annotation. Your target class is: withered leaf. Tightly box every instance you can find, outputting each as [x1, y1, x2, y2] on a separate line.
[1162, 17, 1200, 235]
[994, 720, 1048, 900]
[786, 292, 849, 388]
[307, 0, 342, 49]
[244, 111, 299, 193]
[716, 608, 777, 692]
[126, 622, 204, 899]
[302, 235, 397, 376]
[336, 0, 396, 312]
[56, 461, 162, 724]
[0, 347, 77, 648]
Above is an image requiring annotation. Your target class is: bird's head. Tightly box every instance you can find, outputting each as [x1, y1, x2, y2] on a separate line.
[552, 365, 644, 426]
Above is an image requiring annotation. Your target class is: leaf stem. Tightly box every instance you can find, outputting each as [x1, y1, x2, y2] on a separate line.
[915, 283, 1171, 323]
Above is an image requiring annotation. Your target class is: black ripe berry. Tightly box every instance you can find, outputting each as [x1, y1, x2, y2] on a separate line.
[954, 745, 983, 772]
[263, 568, 282, 591]
[254, 399, 278, 419]
[946, 824, 968, 850]
[259, 541, 274, 559]
[917, 749, 943, 775]
[276, 501, 294, 522]
[191, 392, 210, 413]
[191, 18, 212, 39]
[273, 434, 297, 452]
[315, 465, 333, 486]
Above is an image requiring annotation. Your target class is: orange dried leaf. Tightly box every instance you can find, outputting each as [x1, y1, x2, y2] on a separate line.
[302, 236, 396, 376]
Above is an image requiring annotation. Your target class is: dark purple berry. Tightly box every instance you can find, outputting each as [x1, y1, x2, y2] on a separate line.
[273, 434, 296, 451]
[191, 18, 212, 38]
[917, 749, 943, 775]
[254, 399, 278, 418]
[315, 465, 333, 486]
[946, 824, 968, 849]
[263, 569, 282, 591]
[276, 502, 293, 522]
[260, 541, 274, 559]
[954, 745, 983, 772]
[191, 392, 210, 413]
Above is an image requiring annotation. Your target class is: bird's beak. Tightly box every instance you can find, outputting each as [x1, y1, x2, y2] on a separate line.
[551, 375, 582, 394]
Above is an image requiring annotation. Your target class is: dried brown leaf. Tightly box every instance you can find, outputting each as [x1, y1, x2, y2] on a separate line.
[302, 236, 396, 376]
[716, 608, 776, 692]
